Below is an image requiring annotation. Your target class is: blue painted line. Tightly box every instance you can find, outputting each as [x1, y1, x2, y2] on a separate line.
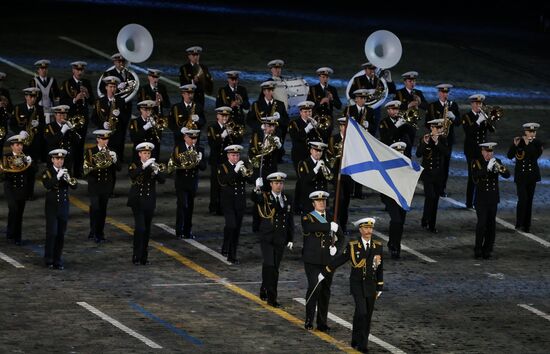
[129, 302, 203, 346]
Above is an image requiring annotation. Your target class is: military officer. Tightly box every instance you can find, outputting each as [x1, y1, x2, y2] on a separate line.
[288, 100, 322, 171]
[44, 105, 80, 173]
[343, 89, 376, 136]
[42, 148, 78, 269]
[301, 190, 344, 331]
[129, 100, 161, 161]
[307, 67, 342, 139]
[252, 172, 294, 307]
[328, 117, 352, 232]
[84, 130, 119, 242]
[127, 142, 166, 265]
[178, 46, 213, 110]
[321, 217, 383, 353]
[29, 59, 60, 121]
[416, 119, 448, 233]
[217, 144, 253, 264]
[507, 123, 543, 233]
[2, 135, 33, 245]
[297, 141, 333, 214]
[472, 142, 510, 259]
[216, 70, 250, 125]
[169, 84, 206, 141]
[379, 100, 410, 156]
[137, 68, 171, 115]
[172, 128, 207, 239]
[247, 81, 289, 145]
[461, 94, 495, 208]
[426, 84, 461, 196]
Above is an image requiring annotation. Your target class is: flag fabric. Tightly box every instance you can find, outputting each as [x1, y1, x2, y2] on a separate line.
[340, 118, 423, 211]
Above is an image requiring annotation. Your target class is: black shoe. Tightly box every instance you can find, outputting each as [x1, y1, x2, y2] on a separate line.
[357, 346, 369, 353]
[522, 227, 530, 233]
[221, 249, 228, 256]
[55, 264, 64, 270]
[351, 340, 358, 349]
[177, 234, 185, 239]
[304, 320, 313, 330]
[440, 192, 448, 197]
[228, 259, 240, 265]
[88, 234, 95, 240]
[267, 300, 281, 308]
[482, 253, 492, 260]
[390, 249, 400, 259]
[474, 251, 482, 259]
[27, 195, 35, 201]
[47, 264, 54, 269]
[317, 324, 331, 332]
[259, 288, 267, 301]
[465, 204, 474, 209]
[109, 193, 119, 198]
[421, 220, 428, 229]
[428, 227, 438, 234]
[140, 260, 150, 265]
[14, 241, 22, 246]
[183, 234, 196, 239]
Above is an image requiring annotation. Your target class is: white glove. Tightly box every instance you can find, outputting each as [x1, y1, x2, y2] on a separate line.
[381, 69, 392, 82]
[25, 156, 32, 164]
[31, 120, 39, 128]
[61, 124, 70, 134]
[376, 291, 382, 299]
[476, 113, 487, 125]
[395, 118, 406, 128]
[197, 152, 202, 161]
[255, 177, 263, 188]
[109, 151, 117, 163]
[143, 121, 153, 130]
[330, 221, 339, 233]
[329, 246, 337, 256]
[317, 273, 325, 282]
[117, 82, 127, 90]
[487, 158, 496, 171]
[304, 122, 314, 133]
[152, 164, 160, 175]
[56, 168, 65, 180]
[142, 157, 155, 169]
[191, 114, 200, 122]
[112, 109, 120, 117]
[287, 242, 293, 250]
[103, 121, 110, 129]
[446, 111, 456, 120]
[221, 129, 229, 138]
[362, 120, 369, 129]
[234, 160, 244, 173]
[19, 130, 29, 139]
[313, 160, 324, 174]
[273, 136, 282, 148]
[65, 121, 74, 129]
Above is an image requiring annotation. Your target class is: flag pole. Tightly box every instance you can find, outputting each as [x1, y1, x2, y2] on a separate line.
[332, 117, 349, 226]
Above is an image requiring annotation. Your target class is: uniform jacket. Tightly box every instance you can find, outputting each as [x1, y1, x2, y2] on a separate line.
[252, 190, 294, 246]
[42, 165, 77, 209]
[172, 141, 207, 192]
[301, 211, 344, 265]
[472, 157, 510, 206]
[84, 146, 119, 195]
[426, 100, 461, 146]
[127, 162, 166, 210]
[461, 111, 495, 158]
[507, 138, 543, 184]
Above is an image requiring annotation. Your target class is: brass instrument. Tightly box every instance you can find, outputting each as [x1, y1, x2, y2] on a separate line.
[184, 103, 198, 130]
[226, 119, 245, 139]
[22, 107, 38, 146]
[0, 126, 5, 140]
[167, 149, 199, 172]
[0, 153, 32, 173]
[107, 98, 119, 131]
[63, 170, 78, 186]
[481, 104, 504, 128]
[0, 95, 9, 138]
[68, 114, 86, 130]
[441, 101, 451, 137]
[314, 114, 332, 131]
[493, 160, 507, 174]
[233, 92, 243, 106]
[328, 142, 343, 169]
[250, 134, 277, 168]
[238, 161, 253, 177]
[319, 160, 334, 181]
[151, 161, 167, 173]
[398, 107, 420, 128]
[83, 149, 114, 176]
[152, 87, 168, 131]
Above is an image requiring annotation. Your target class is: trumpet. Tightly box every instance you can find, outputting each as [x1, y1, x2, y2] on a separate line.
[319, 160, 333, 181]
[151, 161, 166, 173]
[238, 161, 253, 177]
[493, 160, 507, 174]
[63, 170, 78, 186]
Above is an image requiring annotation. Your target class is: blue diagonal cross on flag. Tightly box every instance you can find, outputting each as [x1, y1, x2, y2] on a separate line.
[341, 118, 423, 211]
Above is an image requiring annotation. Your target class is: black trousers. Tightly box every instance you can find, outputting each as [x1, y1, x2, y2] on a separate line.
[352, 291, 376, 350]
[475, 203, 497, 256]
[7, 198, 26, 242]
[465, 155, 476, 207]
[89, 193, 110, 239]
[516, 182, 536, 230]
[384, 197, 406, 252]
[209, 165, 221, 213]
[44, 205, 68, 266]
[176, 189, 196, 237]
[334, 175, 353, 232]
[132, 206, 154, 263]
[441, 143, 453, 192]
[25, 163, 37, 198]
[304, 262, 333, 327]
[222, 205, 244, 261]
[260, 241, 284, 302]
[422, 178, 443, 229]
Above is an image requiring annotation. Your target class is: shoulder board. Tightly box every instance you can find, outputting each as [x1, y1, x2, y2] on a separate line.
[474, 160, 481, 169]
[222, 164, 228, 173]
[129, 162, 137, 171]
[350, 240, 360, 245]
[373, 240, 382, 246]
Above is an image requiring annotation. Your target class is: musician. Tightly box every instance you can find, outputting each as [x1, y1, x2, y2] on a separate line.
[382, 142, 408, 259]
[207, 106, 235, 215]
[301, 190, 344, 331]
[307, 67, 342, 140]
[379, 100, 411, 156]
[288, 100, 321, 171]
[127, 142, 166, 265]
[178, 46, 213, 110]
[216, 70, 250, 126]
[2, 135, 32, 245]
[29, 59, 60, 121]
[0, 72, 13, 112]
[169, 84, 206, 142]
[172, 128, 207, 239]
[461, 94, 495, 209]
[247, 81, 289, 146]
[0, 72, 12, 147]
[416, 119, 448, 233]
[11, 87, 44, 199]
[426, 84, 461, 197]
[249, 115, 283, 232]
[129, 100, 161, 161]
[328, 117, 352, 233]
[472, 143, 510, 259]
[266, 59, 284, 82]
[507, 123, 544, 233]
[297, 141, 333, 214]
[45, 105, 82, 174]
[320, 217, 383, 353]
[60, 61, 95, 178]
[251, 172, 294, 307]
[217, 144, 254, 264]
[84, 130, 119, 243]
[42, 148, 78, 270]
[137, 68, 171, 115]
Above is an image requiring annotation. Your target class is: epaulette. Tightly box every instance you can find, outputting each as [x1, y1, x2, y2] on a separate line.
[474, 160, 481, 170]
[128, 162, 137, 171]
[222, 164, 228, 174]
[373, 240, 382, 246]
[43, 170, 52, 179]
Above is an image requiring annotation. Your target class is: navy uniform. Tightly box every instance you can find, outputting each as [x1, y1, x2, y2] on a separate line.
[216, 70, 250, 125]
[344, 89, 376, 136]
[297, 142, 333, 214]
[217, 145, 253, 263]
[11, 87, 45, 198]
[137, 68, 171, 114]
[349, 61, 397, 99]
[207, 107, 237, 215]
[29, 59, 60, 115]
[42, 149, 78, 269]
[322, 217, 383, 353]
[127, 142, 166, 265]
[0, 71, 13, 113]
[288, 101, 322, 171]
[169, 84, 206, 142]
[252, 172, 294, 307]
[1, 135, 32, 245]
[426, 84, 461, 196]
[301, 191, 344, 331]
[44, 105, 81, 173]
[379, 100, 411, 155]
[84, 130, 120, 242]
[59, 61, 95, 178]
[129, 100, 161, 161]
[506, 123, 543, 233]
[246, 81, 289, 143]
[178, 46, 213, 110]
[307, 67, 342, 141]
[171, 128, 207, 239]
[328, 118, 352, 232]
[416, 120, 448, 233]
[472, 143, 510, 259]
[461, 94, 495, 208]
[0, 79, 11, 148]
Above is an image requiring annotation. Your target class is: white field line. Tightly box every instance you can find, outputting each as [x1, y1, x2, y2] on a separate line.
[151, 280, 297, 287]
[372, 230, 437, 263]
[518, 304, 550, 322]
[0, 57, 35, 75]
[0, 250, 25, 268]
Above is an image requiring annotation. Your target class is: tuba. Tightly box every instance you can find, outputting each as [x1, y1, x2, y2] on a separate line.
[167, 149, 199, 172]
[0, 153, 32, 173]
